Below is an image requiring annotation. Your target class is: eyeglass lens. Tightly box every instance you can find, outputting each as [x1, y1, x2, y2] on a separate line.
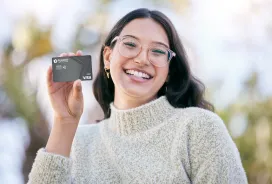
[119, 37, 170, 67]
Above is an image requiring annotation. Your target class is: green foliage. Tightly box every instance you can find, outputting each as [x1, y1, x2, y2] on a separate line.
[218, 72, 272, 183]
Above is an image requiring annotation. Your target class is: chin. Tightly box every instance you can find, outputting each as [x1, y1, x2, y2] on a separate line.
[120, 86, 156, 99]
[114, 75, 161, 99]
[122, 88, 148, 98]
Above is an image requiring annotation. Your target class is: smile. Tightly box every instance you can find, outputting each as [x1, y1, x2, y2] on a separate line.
[124, 69, 152, 79]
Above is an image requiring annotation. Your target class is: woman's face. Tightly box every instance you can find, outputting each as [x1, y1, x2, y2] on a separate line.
[104, 18, 169, 104]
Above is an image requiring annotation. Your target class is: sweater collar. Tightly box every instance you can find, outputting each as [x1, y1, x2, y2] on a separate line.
[107, 96, 174, 136]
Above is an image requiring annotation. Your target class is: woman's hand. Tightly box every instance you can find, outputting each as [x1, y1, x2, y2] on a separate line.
[47, 51, 84, 123]
[45, 51, 84, 157]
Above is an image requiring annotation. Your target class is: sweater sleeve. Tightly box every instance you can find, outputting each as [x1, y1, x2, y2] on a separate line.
[188, 109, 248, 184]
[27, 148, 72, 184]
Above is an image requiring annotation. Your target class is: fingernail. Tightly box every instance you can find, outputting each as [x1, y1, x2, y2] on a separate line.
[77, 80, 81, 88]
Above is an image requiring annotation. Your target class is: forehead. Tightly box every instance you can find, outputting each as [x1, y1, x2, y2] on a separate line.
[119, 18, 169, 47]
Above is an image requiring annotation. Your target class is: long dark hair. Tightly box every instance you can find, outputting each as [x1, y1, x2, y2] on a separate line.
[93, 8, 214, 119]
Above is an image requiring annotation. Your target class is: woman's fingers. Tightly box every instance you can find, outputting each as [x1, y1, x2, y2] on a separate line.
[76, 50, 82, 56]
[47, 65, 53, 86]
[72, 79, 83, 101]
[68, 52, 75, 56]
[59, 51, 82, 57]
[60, 53, 68, 57]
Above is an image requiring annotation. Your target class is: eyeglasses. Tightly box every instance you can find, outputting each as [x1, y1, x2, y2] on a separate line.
[110, 36, 176, 67]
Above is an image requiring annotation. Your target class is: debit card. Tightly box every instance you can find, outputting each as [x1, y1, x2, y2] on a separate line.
[52, 55, 93, 82]
[52, 56, 83, 82]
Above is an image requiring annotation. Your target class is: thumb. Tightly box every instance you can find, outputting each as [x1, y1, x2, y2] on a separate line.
[72, 79, 83, 101]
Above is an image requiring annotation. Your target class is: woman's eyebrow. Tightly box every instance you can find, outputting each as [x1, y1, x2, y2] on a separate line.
[123, 34, 169, 48]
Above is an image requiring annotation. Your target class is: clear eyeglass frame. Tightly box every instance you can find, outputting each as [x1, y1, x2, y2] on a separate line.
[110, 36, 176, 67]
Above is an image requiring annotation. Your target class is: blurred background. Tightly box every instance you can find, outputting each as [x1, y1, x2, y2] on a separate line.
[0, 0, 271, 183]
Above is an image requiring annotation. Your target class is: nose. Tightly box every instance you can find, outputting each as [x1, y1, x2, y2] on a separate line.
[133, 48, 149, 66]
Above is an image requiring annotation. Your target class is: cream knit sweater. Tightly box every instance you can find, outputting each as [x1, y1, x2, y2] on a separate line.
[28, 96, 248, 184]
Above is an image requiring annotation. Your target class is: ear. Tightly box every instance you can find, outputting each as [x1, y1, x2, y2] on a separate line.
[103, 46, 112, 69]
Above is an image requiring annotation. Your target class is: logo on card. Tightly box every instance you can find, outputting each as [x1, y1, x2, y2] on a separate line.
[83, 76, 92, 79]
[54, 58, 68, 63]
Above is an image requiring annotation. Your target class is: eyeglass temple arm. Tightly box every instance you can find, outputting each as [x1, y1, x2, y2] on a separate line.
[110, 36, 119, 44]
[170, 51, 176, 57]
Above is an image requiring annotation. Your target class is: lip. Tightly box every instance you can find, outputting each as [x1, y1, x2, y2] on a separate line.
[123, 68, 154, 78]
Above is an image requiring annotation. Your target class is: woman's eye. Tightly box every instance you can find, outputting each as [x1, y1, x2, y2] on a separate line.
[152, 49, 166, 55]
[124, 42, 136, 47]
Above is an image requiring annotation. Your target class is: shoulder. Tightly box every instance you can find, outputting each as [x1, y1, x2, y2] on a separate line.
[172, 107, 233, 149]
[178, 106, 222, 122]
[174, 107, 226, 132]
[175, 107, 236, 154]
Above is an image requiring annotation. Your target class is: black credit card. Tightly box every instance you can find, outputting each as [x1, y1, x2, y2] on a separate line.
[52, 55, 92, 82]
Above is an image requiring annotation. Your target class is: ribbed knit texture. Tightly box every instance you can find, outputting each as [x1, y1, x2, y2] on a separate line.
[28, 96, 248, 184]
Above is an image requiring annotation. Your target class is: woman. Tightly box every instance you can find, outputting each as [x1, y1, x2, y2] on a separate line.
[28, 8, 248, 183]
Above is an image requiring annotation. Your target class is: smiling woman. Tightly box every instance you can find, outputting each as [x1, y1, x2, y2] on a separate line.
[27, 8, 248, 184]
[94, 11, 215, 114]
[101, 18, 172, 110]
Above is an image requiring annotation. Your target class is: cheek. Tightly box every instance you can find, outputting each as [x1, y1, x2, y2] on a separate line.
[109, 54, 128, 83]
[152, 67, 168, 90]
[156, 67, 169, 81]
[110, 48, 128, 66]
[110, 51, 123, 70]
[110, 58, 126, 73]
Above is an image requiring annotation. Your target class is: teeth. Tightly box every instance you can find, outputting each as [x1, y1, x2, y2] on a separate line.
[125, 70, 151, 79]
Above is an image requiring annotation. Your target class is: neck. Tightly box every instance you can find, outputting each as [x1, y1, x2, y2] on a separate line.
[105, 95, 175, 136]
[113, 90, 157, 110]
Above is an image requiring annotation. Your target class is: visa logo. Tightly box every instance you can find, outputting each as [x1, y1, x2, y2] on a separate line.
[83, 76, 92, 79]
